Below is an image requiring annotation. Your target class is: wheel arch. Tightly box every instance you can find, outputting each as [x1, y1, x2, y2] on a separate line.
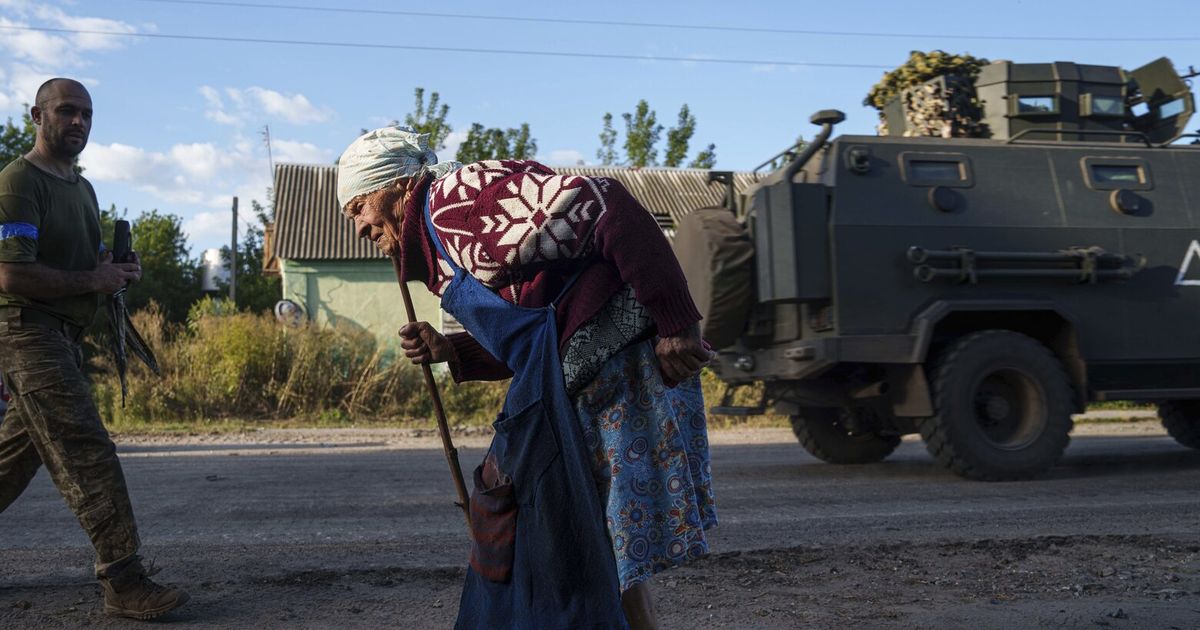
[905, 300, 1087, 414]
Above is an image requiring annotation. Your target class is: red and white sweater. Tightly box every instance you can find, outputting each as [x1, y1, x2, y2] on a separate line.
[396, 160, 701, 381]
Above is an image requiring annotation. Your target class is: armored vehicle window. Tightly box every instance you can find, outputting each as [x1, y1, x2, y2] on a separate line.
[1081, 157, 1152, 191]
[1081, 94, 1124, 117]
[1092, 165, 1141, 183]
[900, 152, 973, 188]
[1160, 98, 1186, 119]
[911, 161, 962, 181]
[1011, 95, 1059, 117]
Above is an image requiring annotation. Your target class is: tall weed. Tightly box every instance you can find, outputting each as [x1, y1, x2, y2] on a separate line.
[89, 301, 512, 427]
[90, 304, 769, 430]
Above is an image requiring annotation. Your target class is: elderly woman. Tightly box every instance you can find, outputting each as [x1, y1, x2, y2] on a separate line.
[338, 127, 716, 629]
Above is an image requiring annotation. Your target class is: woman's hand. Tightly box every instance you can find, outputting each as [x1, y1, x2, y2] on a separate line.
[654, 322, 716, 386]
[398, 321, 456, 365]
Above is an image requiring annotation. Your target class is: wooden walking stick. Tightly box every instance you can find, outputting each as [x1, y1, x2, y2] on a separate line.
[391, 256, 472, 533]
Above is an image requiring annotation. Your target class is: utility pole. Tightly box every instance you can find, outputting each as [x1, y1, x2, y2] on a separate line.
[262, 124, 274, 190]
[230, 196, 238, 304]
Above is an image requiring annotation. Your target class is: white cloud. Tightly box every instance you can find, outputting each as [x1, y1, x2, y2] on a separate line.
[0, 3, 142, 117]
[81, 139, 256, 205]
[200, 85, 333, 127]
[0, 63, 46, 111]
[169, 142, 226, 180]
[546, 149, 586, 166]
[246, 87, 331, 124]
[273, 139, 330, 164]
[183, 210, 232, 250]
[81, 131, 331, 217]
[47, 13, 139, 52]
[0, 6, 138, 66]
[199, 85, 242, 125]
[0, 18, 71, 67]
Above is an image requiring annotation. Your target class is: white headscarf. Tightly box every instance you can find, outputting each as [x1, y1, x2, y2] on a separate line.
[336, 126, 461, 209]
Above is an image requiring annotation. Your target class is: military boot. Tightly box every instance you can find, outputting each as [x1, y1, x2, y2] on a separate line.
[97, 556, 190, 620]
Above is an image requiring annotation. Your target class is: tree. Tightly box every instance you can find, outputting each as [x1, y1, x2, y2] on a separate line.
[596, 113, 618, 165]
[664, 105, 696, 167]
[404, 87, 452, 151]
[622, 100, 662, 168]
[455, 122, 538, 163]
[598, 101, 718, 168]
[689, 143, 717, 169]
[99, 206, 202, 323]
[0, 111, 35, 167]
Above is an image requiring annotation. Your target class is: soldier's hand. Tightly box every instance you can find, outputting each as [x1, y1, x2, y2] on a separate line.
[398, 321, 455, 364]
[93, 251, 142, 294]
[127, 251, 143, 283]
[655, 322, 716, 387]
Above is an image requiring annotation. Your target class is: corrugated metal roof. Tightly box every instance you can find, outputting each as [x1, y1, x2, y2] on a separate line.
[274, 163, 386, 261]
[273, 163, 759, 261]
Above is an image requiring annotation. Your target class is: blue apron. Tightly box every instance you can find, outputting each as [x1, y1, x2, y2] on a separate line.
[423, 200, 628, 630]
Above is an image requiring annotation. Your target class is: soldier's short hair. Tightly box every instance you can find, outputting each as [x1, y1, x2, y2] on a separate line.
[34, 78, 86, 108]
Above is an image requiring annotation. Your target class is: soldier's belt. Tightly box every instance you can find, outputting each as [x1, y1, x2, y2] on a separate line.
[0, 307, 84, 341]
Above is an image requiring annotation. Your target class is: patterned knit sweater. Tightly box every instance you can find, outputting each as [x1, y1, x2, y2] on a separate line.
[395, 160, 701, 381]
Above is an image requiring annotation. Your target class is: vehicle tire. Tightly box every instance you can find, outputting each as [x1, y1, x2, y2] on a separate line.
[791, 407, 901, 464]
[1158, 400, 1200, 450]
[919, 330, 1074, 481]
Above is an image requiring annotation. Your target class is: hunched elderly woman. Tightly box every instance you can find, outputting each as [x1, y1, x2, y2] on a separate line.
[337, 127, 716, 630]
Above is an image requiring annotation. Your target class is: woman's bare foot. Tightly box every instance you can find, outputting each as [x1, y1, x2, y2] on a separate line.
[621, 580, 660, 630]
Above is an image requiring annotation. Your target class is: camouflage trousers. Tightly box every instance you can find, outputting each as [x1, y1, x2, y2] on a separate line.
[0, 324, 141, 572]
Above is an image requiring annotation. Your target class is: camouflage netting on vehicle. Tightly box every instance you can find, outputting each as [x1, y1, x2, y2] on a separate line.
[884, 74, 988, 138]
[866, 51, 990, 138]
[672, 207, 755, 350]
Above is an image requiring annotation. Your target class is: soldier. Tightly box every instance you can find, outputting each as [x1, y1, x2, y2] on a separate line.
[0, 78, 189, 620]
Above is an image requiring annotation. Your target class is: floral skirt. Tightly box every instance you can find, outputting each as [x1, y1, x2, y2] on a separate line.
[571, 340, 717, 592]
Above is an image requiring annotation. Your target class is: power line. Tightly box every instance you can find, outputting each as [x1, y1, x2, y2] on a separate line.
[0, 24, 892, 69]
[129, 0, 1200, 43]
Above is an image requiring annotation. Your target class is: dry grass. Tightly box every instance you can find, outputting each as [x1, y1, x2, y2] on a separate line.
[89, 300, 511, 431]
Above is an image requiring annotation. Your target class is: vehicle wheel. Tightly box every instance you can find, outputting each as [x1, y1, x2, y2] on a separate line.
[1158, 400, 1200, 449]
[791, 407, 901, 464]
[919, 330, 1074, 481]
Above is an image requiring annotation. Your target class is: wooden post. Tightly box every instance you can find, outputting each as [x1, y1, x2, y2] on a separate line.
[391, 256, 471, 533]
[230, 196, 238, 304]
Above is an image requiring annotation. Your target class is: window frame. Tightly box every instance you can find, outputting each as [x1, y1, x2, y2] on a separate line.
[1008, 94, 1061, 118]
[1080, 156, 1153, 191]
[899, 152, 975, 188]
[1079, 93, 1126, 118]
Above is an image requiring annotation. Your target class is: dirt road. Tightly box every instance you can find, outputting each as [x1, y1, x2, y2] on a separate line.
[2, 421, 1199, 629]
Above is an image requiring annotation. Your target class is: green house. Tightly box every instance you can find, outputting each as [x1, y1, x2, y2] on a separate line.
[268, 163, 756, 354]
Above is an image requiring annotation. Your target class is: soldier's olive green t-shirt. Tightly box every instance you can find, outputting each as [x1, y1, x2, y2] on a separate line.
[0, 157, 102, 328]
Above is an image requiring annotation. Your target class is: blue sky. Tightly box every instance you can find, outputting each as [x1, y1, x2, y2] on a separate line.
[2, 0, 1198, 253]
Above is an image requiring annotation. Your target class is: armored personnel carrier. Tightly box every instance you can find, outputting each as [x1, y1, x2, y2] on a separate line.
[677, 57, 1200, 480]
